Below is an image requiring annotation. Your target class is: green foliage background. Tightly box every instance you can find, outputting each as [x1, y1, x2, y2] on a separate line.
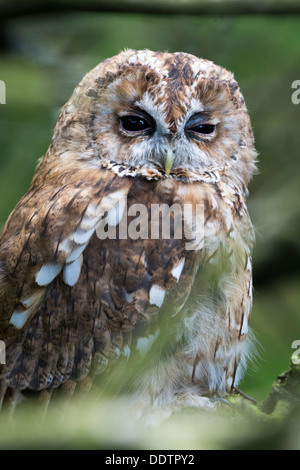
[0, 5, 299, 449]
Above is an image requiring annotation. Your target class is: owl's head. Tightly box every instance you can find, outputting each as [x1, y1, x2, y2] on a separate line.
[48, 49, 257, 189]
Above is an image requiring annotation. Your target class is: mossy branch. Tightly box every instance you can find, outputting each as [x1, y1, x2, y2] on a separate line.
[229, 361, 300, 424]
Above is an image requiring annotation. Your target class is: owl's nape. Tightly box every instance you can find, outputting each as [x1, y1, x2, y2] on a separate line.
[0, 49, 257, 422]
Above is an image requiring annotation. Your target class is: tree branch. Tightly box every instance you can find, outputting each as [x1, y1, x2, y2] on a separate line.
[230, 360, 300, 424]
[0, 0, 300, 21]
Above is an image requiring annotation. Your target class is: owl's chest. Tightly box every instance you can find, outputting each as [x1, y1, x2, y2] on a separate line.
[6, 178, 252, 390]
[61, 179, 247, 335]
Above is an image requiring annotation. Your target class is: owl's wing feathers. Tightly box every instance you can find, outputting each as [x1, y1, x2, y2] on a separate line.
[0, 169, 132, 338]
[0, 169, 198, 384]
[0, 165, 252, 392]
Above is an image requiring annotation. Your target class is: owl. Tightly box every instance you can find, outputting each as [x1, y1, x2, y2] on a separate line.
[0, 49, 257, 420]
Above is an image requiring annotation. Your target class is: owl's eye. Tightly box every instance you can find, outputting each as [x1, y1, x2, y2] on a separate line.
[185, 114, 216, 139]
[190, 124, 215, 134]
[119, 113, 155, 135]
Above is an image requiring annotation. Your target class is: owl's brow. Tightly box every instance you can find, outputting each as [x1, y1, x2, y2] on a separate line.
[134, 92, 170, 135]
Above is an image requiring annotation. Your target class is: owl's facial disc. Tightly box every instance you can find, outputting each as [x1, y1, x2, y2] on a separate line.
[58, 50, 256, 185]
[116, 103, 219, 174]
[118, 107, 215, 174]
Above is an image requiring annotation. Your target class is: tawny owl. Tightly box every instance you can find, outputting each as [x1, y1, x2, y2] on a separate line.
[0, 49, 257, 419]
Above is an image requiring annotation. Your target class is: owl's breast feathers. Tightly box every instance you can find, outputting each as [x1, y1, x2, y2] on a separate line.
[0, 168, 253, 392]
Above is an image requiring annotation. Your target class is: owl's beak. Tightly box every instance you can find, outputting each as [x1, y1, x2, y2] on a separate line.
[164, 148, 175, 176]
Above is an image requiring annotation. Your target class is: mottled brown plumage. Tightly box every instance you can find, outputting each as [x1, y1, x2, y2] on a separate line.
[0, 50, 257, 420]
